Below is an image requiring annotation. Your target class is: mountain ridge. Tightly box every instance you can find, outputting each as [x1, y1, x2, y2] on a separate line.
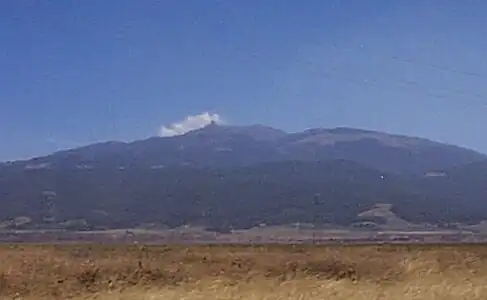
[4, 124, 485, 175]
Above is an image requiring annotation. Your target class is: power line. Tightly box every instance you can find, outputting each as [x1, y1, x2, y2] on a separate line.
[331, 44, 487, 79]
[317, 68, 487, 107]
[289, 45, 487, 107]
[389, 56, 487, 79]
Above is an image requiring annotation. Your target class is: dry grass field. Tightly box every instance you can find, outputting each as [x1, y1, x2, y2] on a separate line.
[1, 243, 487, 299]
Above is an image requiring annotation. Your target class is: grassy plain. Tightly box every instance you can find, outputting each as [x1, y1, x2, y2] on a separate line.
[1, 243, 487, 299]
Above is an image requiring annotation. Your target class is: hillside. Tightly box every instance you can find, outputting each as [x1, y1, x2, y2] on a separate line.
[5, 124, 484, 174]
[0, 124, 486, 231]
[1, 159, 487, 231]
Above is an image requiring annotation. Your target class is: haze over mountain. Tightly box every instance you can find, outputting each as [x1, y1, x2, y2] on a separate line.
[1, 124, 486, 231]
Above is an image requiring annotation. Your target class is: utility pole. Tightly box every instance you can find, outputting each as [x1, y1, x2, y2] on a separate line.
[312, 193, 321, 245]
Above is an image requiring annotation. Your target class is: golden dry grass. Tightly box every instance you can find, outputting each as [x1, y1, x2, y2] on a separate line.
[1, 243, 487, 299]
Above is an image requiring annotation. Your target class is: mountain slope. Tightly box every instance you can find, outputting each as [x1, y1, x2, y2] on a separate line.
[0, 160, 412, 230]
[2, 158, 487, 230]
[276, 127, 485, 174]
[393, 160, 487, 224]
[6, 124, 485, 175]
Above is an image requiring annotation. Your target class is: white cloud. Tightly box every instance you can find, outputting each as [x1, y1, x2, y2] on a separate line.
[159, 112, 223, 137]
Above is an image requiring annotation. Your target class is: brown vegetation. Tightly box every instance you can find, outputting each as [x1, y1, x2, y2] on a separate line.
[1, 243, 487, 299]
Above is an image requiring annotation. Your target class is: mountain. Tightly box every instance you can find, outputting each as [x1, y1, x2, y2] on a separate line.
[1, 124, 486, 231]
[0, 160, 413, 230]
[276, 127, 485, 174]
[9, 124, 287, 170]
[2, 158, 487, 231]
[5, 124, 485, 174]
[394, 160, 487, 225]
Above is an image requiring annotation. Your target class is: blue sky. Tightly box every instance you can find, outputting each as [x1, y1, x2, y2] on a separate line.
[1, 1, 487, 161]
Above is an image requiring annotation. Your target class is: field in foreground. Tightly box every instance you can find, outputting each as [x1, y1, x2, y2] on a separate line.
[1, 244, 487, 299]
